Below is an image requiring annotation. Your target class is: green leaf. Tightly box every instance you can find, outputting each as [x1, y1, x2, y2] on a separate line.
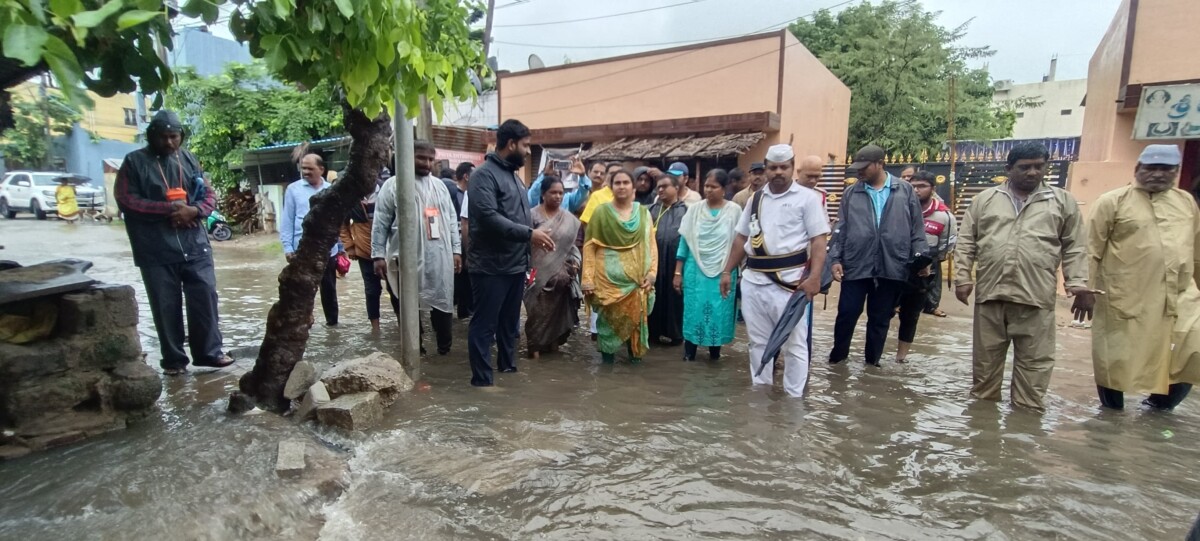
[375, 40, 395, 68]
[29, 0, 48, 24]
[271, 0, 292, 18]
[332, 0, 353, 18]
[48, 0, 84, 19]
[73, 0, 125, 28]
[2, 24, 49, 66]
[117, 9, 161, 30]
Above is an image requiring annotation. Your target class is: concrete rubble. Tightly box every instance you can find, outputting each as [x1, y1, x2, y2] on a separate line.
[280, 352, 413, 431]
[316, 392, 384, 430]
[0, 283, 162, 460]
[275, 439, 308, 478]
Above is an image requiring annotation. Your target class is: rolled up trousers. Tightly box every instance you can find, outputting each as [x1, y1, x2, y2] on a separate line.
[742, 280, 810, 398]
[972, 300, 1056, 412]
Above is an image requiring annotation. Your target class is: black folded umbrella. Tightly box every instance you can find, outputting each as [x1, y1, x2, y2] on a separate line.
[755, 289, 813, 377]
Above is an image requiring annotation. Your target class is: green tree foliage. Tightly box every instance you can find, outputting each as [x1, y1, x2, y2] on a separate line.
[790, 0, 1012, 156]
[0, 91, 81, 168]
[198, 0, 486, 120]
[0, 0, 173, 106]
[165, 62, 341, 191]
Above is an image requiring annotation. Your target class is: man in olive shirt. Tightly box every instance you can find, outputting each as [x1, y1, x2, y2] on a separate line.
[953, 142, 1096, 412]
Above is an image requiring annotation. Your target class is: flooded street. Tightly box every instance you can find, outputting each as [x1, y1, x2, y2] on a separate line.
[1, 217, 1198, 540]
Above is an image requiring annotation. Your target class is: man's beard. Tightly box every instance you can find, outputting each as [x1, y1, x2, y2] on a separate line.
[504, 152, 525, 168]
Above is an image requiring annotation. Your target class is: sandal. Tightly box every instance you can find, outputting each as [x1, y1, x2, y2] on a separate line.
[193, 354, 236, 368]
[928, 309, 948, 318]
[163, 367, 187, 376]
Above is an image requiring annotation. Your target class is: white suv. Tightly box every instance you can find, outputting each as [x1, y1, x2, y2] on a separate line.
[0, 171, 107, 220]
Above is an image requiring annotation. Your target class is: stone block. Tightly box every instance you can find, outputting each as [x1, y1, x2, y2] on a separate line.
[93, 284, 138, 328]
[16, 411, 125, 446]
[70, 328, 142, 370]
[284, 361, 318, 400]
[321, 352, 413, 405]
[57, 289, 105, 335]
[295, 381, 330, 421]
[108, 362, 163, 411]
[275, 440, 307, 478]
[316, 392, 383, 431]
[4, 371, 101, 424]
[0, 340, 67, 380]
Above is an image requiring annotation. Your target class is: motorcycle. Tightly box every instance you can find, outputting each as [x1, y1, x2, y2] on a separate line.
[206, 210, 233, 241]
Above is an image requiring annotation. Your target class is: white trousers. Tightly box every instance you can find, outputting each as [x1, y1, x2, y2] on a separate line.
[742, 280, 811, 398]
[589, 311, 598, 333]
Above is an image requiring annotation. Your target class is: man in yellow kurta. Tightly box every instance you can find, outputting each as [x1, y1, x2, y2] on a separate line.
[1090, 144, 1200, 410]
[954, 142, 1095, 412]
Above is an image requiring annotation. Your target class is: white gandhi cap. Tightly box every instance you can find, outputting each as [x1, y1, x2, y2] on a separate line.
[765, 144, 795, 163]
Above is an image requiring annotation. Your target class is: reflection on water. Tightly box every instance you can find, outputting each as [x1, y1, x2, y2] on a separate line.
[0, 220, 1197, 540]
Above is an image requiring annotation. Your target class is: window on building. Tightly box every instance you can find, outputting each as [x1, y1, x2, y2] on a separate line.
[1015, 112, 1025, 118]
[1060, 109, 1072, 116]
[124, 108, 137, 126]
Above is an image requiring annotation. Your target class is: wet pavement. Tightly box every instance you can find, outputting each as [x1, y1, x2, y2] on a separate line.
[1, 216, 1198, 540]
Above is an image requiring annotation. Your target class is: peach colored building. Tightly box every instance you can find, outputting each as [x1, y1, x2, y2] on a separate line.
[498, 30, 850, 181]
[1071, 0, 1200, 208]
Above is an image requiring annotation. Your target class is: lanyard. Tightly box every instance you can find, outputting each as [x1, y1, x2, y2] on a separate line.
[156, 154, 184, 190]
[654, 202, 673, 227]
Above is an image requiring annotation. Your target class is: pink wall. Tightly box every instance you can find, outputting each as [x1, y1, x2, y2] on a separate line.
[500, 36, 782, 129]
[1071, 0, 1196, 210]
[771, 32, 851, 168]
[1129, 0, 1200, 84]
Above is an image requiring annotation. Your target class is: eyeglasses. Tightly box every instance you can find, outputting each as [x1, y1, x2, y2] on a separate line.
[656, 185, 674, 191]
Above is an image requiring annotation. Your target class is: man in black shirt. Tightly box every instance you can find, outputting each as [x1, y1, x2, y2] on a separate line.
[466, 119, 555, 386]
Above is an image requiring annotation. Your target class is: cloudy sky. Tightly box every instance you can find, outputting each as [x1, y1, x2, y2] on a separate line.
[487, 0, 1124, 83]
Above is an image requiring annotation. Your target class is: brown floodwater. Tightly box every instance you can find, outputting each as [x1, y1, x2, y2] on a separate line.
[1, 217, 1197, 540]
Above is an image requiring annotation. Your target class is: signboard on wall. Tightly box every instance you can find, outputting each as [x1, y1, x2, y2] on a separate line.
[1133, 84, 1200, 140]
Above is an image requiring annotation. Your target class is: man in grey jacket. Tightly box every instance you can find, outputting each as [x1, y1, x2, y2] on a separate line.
[466, 119, 555, 387]
[828, 145, 928, 366]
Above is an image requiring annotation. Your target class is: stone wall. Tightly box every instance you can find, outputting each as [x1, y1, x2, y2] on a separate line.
[0, 284, 161, 460]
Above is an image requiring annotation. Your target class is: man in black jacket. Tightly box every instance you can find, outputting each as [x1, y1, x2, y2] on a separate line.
[115, 110, 233, 375]
[466, 119, 555, 386]
[828, 145, 928, 366]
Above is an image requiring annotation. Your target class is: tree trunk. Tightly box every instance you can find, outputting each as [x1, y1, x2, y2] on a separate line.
[238, 103, 392, 411]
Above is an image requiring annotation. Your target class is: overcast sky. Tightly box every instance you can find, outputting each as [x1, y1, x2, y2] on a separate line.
[487, 0, 1124, 83]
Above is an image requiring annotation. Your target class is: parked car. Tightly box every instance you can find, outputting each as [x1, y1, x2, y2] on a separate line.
[0, 171, 107, 220]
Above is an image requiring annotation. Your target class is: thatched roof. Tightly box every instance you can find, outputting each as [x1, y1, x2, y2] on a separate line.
[583, 132, 765, 161]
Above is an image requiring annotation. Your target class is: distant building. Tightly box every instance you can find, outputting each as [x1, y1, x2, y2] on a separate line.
[10, 75, 145, 144]
[498, 30, 850, 180]
[168, 27, 253, 77]
[1072, 0, 1200, 206]
[993, 60, 1087, 140]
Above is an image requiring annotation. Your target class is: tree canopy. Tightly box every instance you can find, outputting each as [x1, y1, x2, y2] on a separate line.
[165, 62, 341, 191]
[790, 0, 1012, 156]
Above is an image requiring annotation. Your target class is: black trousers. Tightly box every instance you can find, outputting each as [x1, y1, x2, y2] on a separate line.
[455, 266, 474, 318]
[421, 308, 454, 353]
[924, 262, 944, 312]
[1098, 383, 1192, 410]
[684, 341, 721, 360]
[468, 273, 524, 386]
[898, 275, 935, 343]
[356, 258, 398, 321]
[140, 257, 224, 370]
[319, 255, 339, 325]
[831, 278, 905, 365]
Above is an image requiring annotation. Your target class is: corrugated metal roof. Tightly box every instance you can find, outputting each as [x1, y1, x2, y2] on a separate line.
[583, 132, 765, 161]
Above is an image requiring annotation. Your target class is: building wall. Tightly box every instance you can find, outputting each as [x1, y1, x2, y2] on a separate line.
[1127, 0, 1200, 85]
[499, 35, 782, 128]
[169, 28, 253, 78]
[992, 79, 1087, 139]
[9, 80, 144, 144]
[1072, 0, 1199, 208]
[765, 32, 851, 170]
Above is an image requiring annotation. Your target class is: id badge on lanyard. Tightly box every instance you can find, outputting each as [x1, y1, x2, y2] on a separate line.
[425, 207, 441, 240]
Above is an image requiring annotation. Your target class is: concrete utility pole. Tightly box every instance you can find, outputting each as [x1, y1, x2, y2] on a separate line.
[392, 101, 421, 373]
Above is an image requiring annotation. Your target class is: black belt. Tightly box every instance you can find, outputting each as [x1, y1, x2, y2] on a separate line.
[746, 249, 808, 272]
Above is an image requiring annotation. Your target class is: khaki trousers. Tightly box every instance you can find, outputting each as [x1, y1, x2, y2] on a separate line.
[972, 301, 1056, 411]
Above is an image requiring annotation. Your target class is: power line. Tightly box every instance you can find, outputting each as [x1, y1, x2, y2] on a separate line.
[501, 0, 861, 100]
[494, 0, 857, 50]
[494, 0, 707, 28]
